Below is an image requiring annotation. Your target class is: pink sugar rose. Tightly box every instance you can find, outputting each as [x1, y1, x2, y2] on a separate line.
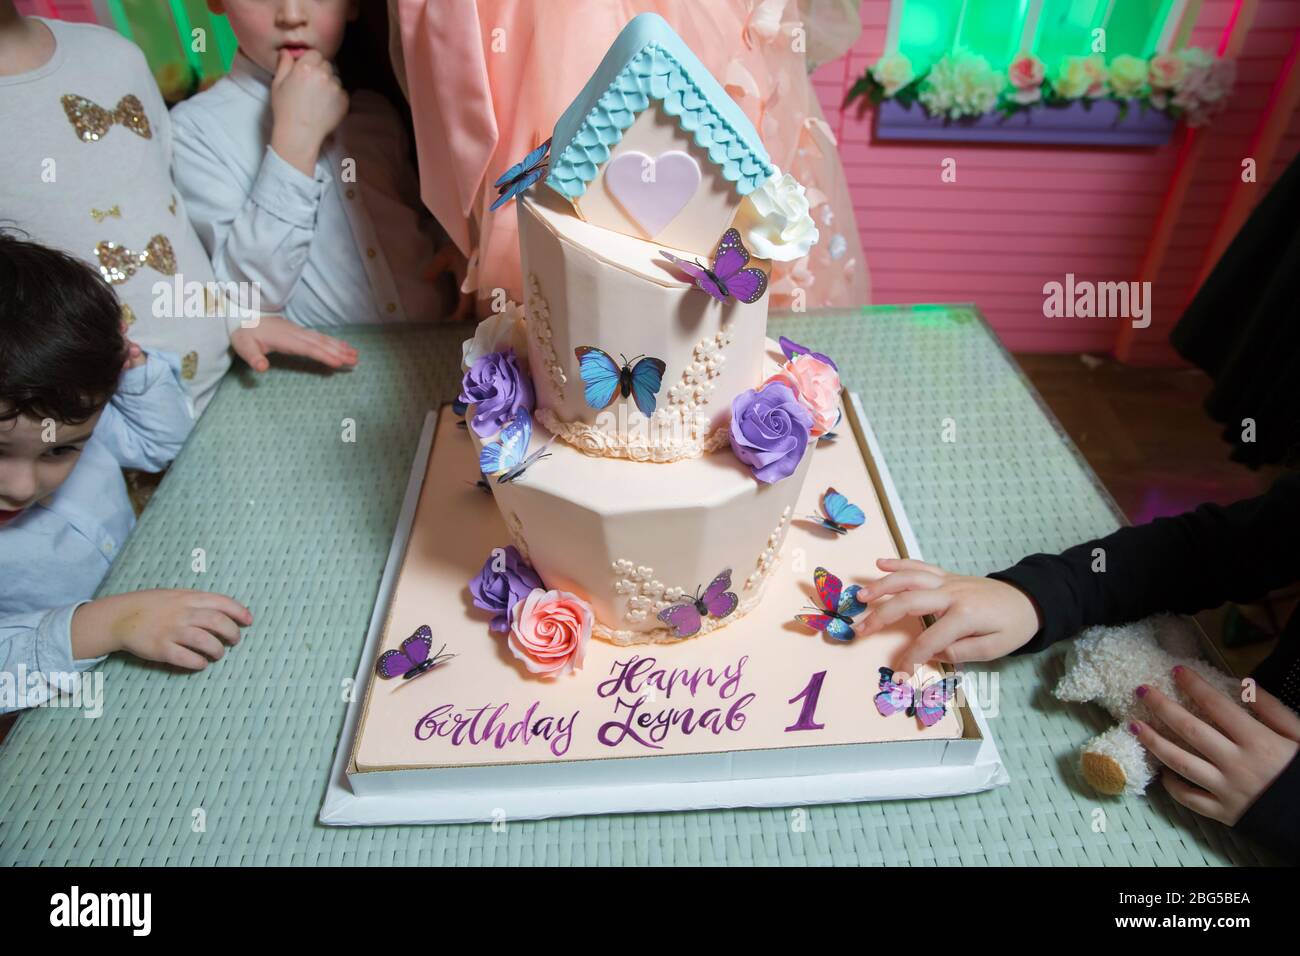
[1149, 52, 1186, 91]
[763, 353, 842, 437]
[508, 588, 593, 678]
[1007, 53, 1045, 104]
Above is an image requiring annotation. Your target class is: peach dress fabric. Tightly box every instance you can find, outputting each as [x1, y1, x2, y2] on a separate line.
[391, 0, 869, 315]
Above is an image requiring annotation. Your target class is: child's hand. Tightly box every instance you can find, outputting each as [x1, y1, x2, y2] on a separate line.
[122, 336, 145, 370]
[269, 49, 349, 176]
[854, 558, 1042, 669]
[1131, 668, 1300, 826]
[72, 590, 252, 670]
[230, 313, 358, 372]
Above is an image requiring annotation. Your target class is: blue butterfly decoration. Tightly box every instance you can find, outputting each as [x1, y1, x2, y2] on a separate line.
[490, 138, 552, 211]
[574, 347, 667, 417]
[794, 567, 869, 641]
[479, 408, 553, 484]
[806, 486, 865, 535]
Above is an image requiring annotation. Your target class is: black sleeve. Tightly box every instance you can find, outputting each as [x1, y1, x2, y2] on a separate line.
[1236, 751, 1300, 862]
[988, 471, 1300, 655]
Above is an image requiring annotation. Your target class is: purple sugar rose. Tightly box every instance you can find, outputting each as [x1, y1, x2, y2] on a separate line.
[730, 381, 814, 483]
[459, 348, 534, 438]
[469, 545, 543, 633]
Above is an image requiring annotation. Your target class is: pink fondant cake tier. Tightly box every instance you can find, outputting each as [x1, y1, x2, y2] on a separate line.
[469, 340, 812, 645]
[518, 186, 769, 462]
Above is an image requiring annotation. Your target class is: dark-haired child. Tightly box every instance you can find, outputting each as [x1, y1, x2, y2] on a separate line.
[0, 233, 251, 713]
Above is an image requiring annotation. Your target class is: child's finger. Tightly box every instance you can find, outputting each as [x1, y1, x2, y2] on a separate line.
[273, 48, 294, 86]
[1138, 684, 1235, 763]
[876, 557, 945, 576]
[291, 329, 358, 367]
[1130, 719, 1223, 793]
[180, 627, 226, 661]
[231, 333, 271, 372]
[936, 634, 1003, 664]
[897, 612, 973, 669]
[1249, 685, 1300, 741]
[858, 569, 943, 601]
[192, 592, 253, 627]
[1159, 769, 1222, 821]
[1172, 665, 1258, 745]
[856, 589, 950, 637]
[190, 608, 242, 646]
[167, 643, 210, 671]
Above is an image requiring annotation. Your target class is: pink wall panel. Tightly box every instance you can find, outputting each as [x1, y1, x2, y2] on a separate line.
[816, 1, 1298, 360]
[15, 0, 98, 21]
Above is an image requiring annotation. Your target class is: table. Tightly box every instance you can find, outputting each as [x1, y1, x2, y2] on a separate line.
[0, 306, 1270, 865]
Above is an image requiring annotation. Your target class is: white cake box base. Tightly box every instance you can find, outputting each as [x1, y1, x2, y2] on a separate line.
[321, 394, 1008, 825]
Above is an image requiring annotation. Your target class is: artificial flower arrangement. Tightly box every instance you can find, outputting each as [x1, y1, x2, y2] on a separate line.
[470, 545, 593, 679]
[848, 46, 1235, 128]
[730, 338, 843, 485]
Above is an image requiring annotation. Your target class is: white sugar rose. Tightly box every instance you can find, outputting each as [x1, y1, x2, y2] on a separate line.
[1057, 54, 1109, 99]
[734, 167, 820, 263]
[1109, 54, 1148, 97]
[871, 52, 915, 97]
[461, 301, 528, 373]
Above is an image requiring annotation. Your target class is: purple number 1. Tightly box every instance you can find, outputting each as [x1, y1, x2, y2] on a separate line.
[785, 670, 827, 732]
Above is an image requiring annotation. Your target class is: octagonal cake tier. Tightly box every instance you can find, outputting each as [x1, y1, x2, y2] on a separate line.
[468, 342, 813, 645]
[518, 186, 770, 463]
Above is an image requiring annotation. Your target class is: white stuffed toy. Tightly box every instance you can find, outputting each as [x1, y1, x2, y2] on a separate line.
[1055, 614, 1248, 796]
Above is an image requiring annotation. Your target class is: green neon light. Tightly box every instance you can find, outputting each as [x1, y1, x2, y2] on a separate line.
[104, 0, 133, 41]
[955, 0, 1029, 69]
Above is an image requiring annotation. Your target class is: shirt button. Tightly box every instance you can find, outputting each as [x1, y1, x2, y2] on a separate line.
[366, 247, 376, 259]
[386, 302, 397, 314]
[346, 188, 356, 200]
[101, 539, 115, 556]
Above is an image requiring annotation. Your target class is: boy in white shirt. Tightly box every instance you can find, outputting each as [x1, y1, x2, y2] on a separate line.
[0, 233, 252, 714]
[171, 0, 451, 328]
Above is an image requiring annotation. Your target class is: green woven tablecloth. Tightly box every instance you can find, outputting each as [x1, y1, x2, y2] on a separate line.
[0, 306, 1269, 865]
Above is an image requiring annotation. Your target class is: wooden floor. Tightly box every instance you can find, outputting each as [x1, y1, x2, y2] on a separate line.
[1015, 353, 1274, 523]
[0, 353, 1280, 746]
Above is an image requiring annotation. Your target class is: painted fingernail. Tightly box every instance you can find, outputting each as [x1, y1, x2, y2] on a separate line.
[1172, 665, 1184, 677]
[1128, 722, 1141, 736]
[1135, 685, 1149, 698]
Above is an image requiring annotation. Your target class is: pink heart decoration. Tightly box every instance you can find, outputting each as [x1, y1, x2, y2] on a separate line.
[603, 150, 701, 238]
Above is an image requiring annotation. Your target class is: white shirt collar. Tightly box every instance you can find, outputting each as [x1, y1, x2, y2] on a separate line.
[227, 50, 274, 101]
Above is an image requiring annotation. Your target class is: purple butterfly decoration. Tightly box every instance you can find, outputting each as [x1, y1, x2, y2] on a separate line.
[375, 625, 455, 682]
[874, 667, 959, 728]
[659, 229, 768, 305]
[657, 569, 739, 638]
[779, 335, 839, 372]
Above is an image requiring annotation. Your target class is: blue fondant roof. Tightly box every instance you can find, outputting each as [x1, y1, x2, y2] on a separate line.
[546, 13, 774, 202]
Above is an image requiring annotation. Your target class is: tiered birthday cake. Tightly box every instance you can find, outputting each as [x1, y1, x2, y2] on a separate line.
[460, 13, 834, 650]
[331, 15, 979, 824]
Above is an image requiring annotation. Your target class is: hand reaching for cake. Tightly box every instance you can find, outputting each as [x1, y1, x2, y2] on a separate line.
[230, 314, 359, 373]
[71, 590, 253, 671]
[854, 559, 1042, 670]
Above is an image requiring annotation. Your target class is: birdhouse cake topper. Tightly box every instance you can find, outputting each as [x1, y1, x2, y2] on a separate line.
[544, 13, 776, 258]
